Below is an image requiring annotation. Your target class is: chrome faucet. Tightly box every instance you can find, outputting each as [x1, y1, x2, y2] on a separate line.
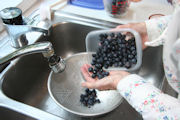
[4, 24, 49, 48]
[0, 21, 65, 73]
[0, 41, 66, 73]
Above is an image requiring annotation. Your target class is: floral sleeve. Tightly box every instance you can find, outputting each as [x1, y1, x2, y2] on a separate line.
[145, 15, 172, 46]
[117, 74, 180, 120]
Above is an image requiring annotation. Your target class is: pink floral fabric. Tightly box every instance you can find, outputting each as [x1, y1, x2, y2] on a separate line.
[117, 74, 180, 120]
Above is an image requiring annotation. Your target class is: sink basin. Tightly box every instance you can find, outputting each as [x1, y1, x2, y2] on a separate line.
[0, 106, 35, 120]
[0, 13, 164, 120]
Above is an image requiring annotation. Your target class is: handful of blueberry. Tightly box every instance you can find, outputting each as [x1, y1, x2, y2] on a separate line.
[80, 32, 137, 107]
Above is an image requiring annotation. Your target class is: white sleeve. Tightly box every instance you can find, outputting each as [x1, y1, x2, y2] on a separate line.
[145, 15, 172, 46]
[117, 74, 180, 120]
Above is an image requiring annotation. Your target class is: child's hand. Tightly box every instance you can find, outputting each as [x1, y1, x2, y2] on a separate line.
[115, 22, 148, 49]
[81, 64, 130, 91]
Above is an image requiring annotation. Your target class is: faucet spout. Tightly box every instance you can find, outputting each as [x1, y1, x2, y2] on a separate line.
[0, 41, 66, 73]
[0, 41, 54, 65]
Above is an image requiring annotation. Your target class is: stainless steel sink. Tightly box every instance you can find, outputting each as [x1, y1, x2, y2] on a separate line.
[0, 11, 165, 120]
[0, 106, 35, 120]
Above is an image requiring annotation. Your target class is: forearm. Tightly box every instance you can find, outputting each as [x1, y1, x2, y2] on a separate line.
[145, 15, 172, 46]
[117, 74, 180, 120]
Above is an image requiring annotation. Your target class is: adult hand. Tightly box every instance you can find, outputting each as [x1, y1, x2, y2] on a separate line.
[81, 64, 130, 91]
[116, 22, 148, 49]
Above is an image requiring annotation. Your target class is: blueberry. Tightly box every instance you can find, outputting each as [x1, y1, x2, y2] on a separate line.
[112, 46, 116, 51]
[110, 33, 115, 38]
[98, 74, 103, 79]
[94, 67, 98, 72]
[92, 89, 96, 94]
[132, 50, 136, 55]
[92, 54, 96, 57]
[121, 44, 126, 48]
[95, 64, 100, 69]
[118, 51, 122, 55]
[82, 101, 87, 106]
[123, 53, 128, 58]
[127, 50, 131, 54]
[85, 88, 89, 93]
[114, 62, 119, 67]
[80, 94, 85, 99]
[95, 99, 101, 103]
[122, 48, 127, 53]
[80, 97, 84, 102]
[99, 69, 103, 72]
[118, 55, 122, 59]
[128, 54, 134, 59]
[130, 46, 136, 51]
[122, 58, 128, 63]
[121, 35, 126, 39]
[126, 44, 131, 49]
[104, 57, 108, 61]
[104, 64, 108, 69]
[106, 61, 111, 65]
[91, 61, 95, 66]
[91, 92, 97, 98]
[84, 97, 88, 102]
[125, 62, 131, 68]
[113, 53, 118, 58]
[88, 99, 94, 106]
[107, 44, 111, 49]
[92, 57, 97, 62]
[92, 73, 96, 78]
[131, 58, 137, 64]
[88, 67, 93, 72]
[99, 34, 104, 38]
[119, 62, 123, 67]
[117, 33, 122, 38]
[115, 58, 120, 62]
[104, 40, 109, 45]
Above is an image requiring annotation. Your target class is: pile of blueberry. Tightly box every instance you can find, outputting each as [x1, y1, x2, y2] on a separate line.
[80, 32, 137, 107]
[80, 88, 100, 108]
[93, 32, 137, 69]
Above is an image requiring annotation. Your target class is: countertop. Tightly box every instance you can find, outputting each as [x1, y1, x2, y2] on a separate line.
[52, 0, 173, 24]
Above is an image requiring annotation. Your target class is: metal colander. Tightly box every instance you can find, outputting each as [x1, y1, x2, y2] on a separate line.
[47, 52, 123, 117]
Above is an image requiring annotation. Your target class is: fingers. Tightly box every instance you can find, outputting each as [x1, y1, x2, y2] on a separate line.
[116, 24, 130, 29]
[81, 77, 114, 90]
[81, 82, 98, 89]
[81, 64, 95, 82]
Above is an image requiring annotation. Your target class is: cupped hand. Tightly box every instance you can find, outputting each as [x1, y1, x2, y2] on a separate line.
[81, 64, 130, 91]
[115, 22, 148, 49]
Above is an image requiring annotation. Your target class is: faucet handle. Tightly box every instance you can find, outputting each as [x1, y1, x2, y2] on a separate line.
[3, 23, 49, 48]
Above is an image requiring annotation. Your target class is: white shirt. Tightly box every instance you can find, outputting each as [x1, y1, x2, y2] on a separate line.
[117, 1, 180, 119]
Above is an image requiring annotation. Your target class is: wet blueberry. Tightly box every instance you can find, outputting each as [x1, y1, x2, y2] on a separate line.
[91, 61, 95, 66]
[131, 58, 137, 64]
[110, 33, 115, 38]
[125, 62, 131, 68]
[92, 73, 96, 78]
[95, 99, 101, 103]
[97, 74, 103, 79]
[85, 88, 89, 93]
[114, 62, 119, 67]
[130, 46, 136, 51]
[92, 54, 96, 57]
[88, 99, 94, 106]
[88, 67, 93, 72]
